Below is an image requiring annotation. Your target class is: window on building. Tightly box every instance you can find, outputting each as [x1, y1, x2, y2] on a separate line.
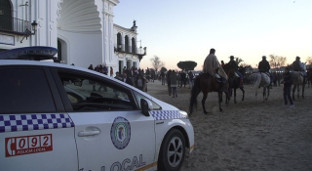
[132, 38, 137, 54]
[125, 35, 129, 53]
[117, 33, 122, 51]
[0, 0, 12, 31]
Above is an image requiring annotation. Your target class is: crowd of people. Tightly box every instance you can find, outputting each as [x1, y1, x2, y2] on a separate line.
[88, 64, 148, 92]
[87, 49, 311, 106]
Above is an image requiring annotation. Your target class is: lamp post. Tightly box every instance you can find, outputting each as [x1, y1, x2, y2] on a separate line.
[20, 20, 38, 43]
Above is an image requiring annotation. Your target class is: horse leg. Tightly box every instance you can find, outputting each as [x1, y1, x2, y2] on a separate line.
[297, 84, 300, 99]
[292, 85, 296, 101]
[302, 84, 305, 98]
[224, 89, 230, 105]
[189, 88, 201, 115]
[218, 92, 223, 112]
[201, 92, 208, 114]
[240, 87, 245, 101]
[255, 88, 258, 96]
[234, 88, 237, 104]
[189, 78, 202, 115]
[267, 86, 270, 100]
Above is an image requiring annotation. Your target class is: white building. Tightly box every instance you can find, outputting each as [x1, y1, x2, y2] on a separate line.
[0, 0, 146, 74]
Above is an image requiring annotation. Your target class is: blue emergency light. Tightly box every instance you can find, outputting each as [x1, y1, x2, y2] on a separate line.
[0, 46, 58, 60]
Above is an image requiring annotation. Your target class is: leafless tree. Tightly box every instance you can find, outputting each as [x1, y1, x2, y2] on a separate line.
[150, 55, 164, 71]
[269, 54, 287, 68]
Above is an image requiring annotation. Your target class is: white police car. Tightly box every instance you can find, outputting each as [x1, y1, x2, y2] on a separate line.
[0, 47, 194, 171]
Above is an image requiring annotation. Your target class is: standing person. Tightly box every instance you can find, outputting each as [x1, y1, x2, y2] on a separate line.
[110, 67, 114, 77]
[135, 74, 146, 91]
[282, 67, 294, 107]
[114, 72, 122, 81]
[188, 71, 194, 89]
[166, 70, 172, 96]
[161, 70, 166, 85]
[88, 64, 94, 70]
[170, 70, 178, 98]
[122, 72, 133, 86]
[203, 48, 228, 86]
[102, 65, 108, 75]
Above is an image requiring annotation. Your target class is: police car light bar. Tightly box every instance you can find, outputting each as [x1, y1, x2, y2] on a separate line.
[0, 46, 58, 61]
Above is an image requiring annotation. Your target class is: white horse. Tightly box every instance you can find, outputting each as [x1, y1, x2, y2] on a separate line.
[251, 72, 271, 101]
[291, 71, 305, 100]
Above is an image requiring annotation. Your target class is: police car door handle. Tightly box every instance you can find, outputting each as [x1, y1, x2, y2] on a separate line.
[78, 130, 100, 137]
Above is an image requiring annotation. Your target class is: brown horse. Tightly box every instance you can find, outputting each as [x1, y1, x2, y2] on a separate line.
[189, 73, 229, 115]
[223, 64, 245, 104]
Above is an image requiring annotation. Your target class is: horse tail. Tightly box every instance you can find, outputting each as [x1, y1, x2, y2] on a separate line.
[189, 74, 201, 115]
[250, 72, 261, 89]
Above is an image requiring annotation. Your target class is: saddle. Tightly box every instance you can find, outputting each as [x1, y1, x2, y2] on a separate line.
[201, 72, 226, 83]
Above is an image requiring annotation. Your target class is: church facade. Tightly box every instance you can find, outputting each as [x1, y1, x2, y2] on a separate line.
[0, 0, 145, 74]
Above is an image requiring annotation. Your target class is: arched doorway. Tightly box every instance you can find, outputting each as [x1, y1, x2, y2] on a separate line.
[57, 38, 68, 64]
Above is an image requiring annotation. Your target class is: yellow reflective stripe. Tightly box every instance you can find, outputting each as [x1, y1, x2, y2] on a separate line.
[135, 162, 158, 171]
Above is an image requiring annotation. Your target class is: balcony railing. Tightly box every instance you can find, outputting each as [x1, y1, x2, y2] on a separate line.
[115, 44, 143, 55]
[0, 16, 30, 35]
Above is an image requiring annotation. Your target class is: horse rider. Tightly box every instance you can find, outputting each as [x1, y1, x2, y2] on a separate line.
[258, 56, 272, 84]
[227, 55, 243, 84]
[291, 56, 306, 78]
[203, 48, 228, 88]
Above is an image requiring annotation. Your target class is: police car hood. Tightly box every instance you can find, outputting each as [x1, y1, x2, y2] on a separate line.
[135, 90, 180, 111]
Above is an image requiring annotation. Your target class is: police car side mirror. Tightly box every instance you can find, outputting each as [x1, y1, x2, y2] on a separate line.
[140, 99, 152, 116]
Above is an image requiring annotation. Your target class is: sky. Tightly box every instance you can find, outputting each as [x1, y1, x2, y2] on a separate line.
[114, 0, 312, 70]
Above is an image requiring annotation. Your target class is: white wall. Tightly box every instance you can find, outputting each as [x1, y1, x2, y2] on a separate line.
[58, 30, 102, 68]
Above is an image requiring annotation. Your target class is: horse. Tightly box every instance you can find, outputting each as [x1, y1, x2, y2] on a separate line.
[223, 64, 245, 104]
[291, 71, 305, 100]
[189, 72, 229, 115]
[250, 72, 270, 101]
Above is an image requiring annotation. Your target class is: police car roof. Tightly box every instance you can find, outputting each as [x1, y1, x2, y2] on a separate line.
[0, 46, 57, 60]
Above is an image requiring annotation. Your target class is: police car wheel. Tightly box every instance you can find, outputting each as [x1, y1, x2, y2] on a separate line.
[158, 129, 186, 171]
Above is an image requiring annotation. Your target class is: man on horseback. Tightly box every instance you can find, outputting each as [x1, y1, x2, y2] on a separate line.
[258, 56, 272, 84]
[227, 56, 243, 84]
[291, 56, 305, 72]
[258, 56, 270, 73]
[203, 48, 228, 87]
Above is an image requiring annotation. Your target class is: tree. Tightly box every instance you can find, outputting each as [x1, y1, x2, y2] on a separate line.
[269, 55, 287, 68]
[150, 55, 164, 71]
[177, 61, 197, 71]
[160, 67, 167, 73]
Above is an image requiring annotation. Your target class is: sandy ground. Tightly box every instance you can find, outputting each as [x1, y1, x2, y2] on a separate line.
[146, 80, 312, 171]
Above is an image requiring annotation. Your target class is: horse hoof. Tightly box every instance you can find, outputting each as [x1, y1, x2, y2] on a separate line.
[204, 111, 208, 115]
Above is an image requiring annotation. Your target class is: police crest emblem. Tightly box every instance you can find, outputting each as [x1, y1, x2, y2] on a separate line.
[110, 117, 131, 150]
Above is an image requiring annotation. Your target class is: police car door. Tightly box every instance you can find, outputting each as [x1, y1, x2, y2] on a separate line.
[55, 70, 156, 171]
[0, 67, 78, 170]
